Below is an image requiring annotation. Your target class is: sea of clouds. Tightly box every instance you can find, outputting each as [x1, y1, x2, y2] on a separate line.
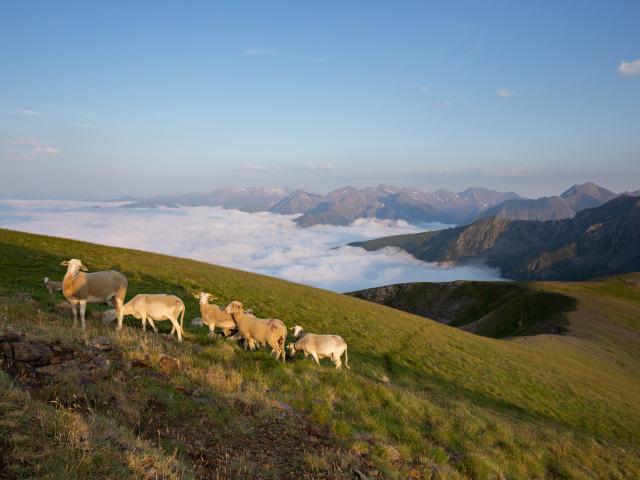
[0, 200, 502, 291]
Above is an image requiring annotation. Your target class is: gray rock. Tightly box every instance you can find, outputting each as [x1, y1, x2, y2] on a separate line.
[12, 341, 53, 365]
[90, 336, 113, 351]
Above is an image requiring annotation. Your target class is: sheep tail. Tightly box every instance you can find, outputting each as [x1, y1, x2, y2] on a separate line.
[279, 335, 286, 363]
[179, 302, 185, 330]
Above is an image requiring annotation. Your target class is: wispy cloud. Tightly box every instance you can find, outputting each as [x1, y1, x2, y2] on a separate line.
[496, 89, 512, 97]
[245, 164, 284, 171]
[300, 162, 336, 171]
[618, 58, 640, 77]
[245, 48, 326, 63]
[0, 139, 60, 161]
[0, 108, 40, 116]
[34, 145, 60, 154]
[418, 85, 431, 94]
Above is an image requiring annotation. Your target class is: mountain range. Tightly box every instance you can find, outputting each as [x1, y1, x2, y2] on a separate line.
[122, 185, 521, 225]
[121, 182, 627, 227]
[351, 194, 640, 281]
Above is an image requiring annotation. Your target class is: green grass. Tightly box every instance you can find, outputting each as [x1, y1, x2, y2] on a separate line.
[349, 281, 576, 338]
[1, 228, 640, 479]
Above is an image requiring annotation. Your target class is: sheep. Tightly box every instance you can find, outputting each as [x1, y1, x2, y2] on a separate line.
[287, 325, 350, 370]
[224, 301, 287, 362]
[119, 294, 185, 342]
[43, 277, 63, 295]
[60, 259, 127, 330]
[192, 292, 237, 337]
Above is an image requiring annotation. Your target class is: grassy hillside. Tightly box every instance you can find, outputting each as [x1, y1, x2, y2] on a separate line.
[1, 228, 640, 479]
[348, 281, 576, 338]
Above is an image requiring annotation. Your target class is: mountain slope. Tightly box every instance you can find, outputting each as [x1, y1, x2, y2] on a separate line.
[268, 189, 324, 214]
[1, 228, 639, 478]
[353, 195, 640, 281]
[472, 196, 575, 222]
[470, 183, 618, 223]
[560, 182, 617, 211]
[123, 187, 290, 213]
[348, 281, 575, 338]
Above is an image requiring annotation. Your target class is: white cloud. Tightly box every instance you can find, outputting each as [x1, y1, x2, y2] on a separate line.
[0, 201, 502, 292]
[245, 164, 284, 171]
[618, 58, 640, 77]
[0, 108, 40, 116]
[245, 48, 326, 63]
[34, 146, 60, 155]
[0, 139, 60, 161]
[496, 89, 512, 97]
[300, 162, 336, 171]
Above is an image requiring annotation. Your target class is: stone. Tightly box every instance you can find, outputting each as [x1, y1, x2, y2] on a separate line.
[1, 331, 23, 343]
[12, 341, 53, 365]
[191, 317, 203, 327]
[89, 336, 113, 351]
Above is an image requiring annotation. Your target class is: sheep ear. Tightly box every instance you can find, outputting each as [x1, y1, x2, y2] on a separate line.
[80, 265, 88, 272]
[61, 261, 69, 266]
[211, 295, 219, 300]
[193, 292, 200, 299]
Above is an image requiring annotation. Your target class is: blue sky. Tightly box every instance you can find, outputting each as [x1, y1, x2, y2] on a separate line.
[1, 0, 639, 198]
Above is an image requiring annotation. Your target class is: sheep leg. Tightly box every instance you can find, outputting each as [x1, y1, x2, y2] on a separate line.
[79, 301, 87, 331]
[141, 314, 147, 332]
[170, 318, 183, 342]
[71, 302, 78, 328]
[114, 297, 124, 331]
[148, 318, 159, 333]
[332, 353, 342, 370]
[310, 351, 321, 365]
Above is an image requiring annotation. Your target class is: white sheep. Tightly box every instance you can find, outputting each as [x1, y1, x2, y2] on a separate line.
[60, 259, 128, 330]
[192, 292, 237, 337]
[120, 294, 185, 342]
[287, 325, 350, 370]
[224, 301, 287, 362]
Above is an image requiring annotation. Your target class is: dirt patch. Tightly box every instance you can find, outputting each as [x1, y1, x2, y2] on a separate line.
[0, 331, 114, 392]
[138, 385, 372, 479]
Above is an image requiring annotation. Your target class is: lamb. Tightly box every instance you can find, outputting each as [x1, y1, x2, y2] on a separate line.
[119, 294, 185, 342]
[60, 259, 127, 330]
[193, 292, 237, 337]
[287, 325, 350, 370]
[43, 277, 63, 295]
[224, 301, 287, 362]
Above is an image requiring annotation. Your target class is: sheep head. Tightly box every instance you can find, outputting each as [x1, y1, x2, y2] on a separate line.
[291, 325, 304, 338]
[61, 259, 88, 278]
[194, 291, 217, 304]
[224, 301, 243, 315]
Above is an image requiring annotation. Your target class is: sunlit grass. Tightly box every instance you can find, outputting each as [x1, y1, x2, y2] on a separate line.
[1, 227, 639, 478]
